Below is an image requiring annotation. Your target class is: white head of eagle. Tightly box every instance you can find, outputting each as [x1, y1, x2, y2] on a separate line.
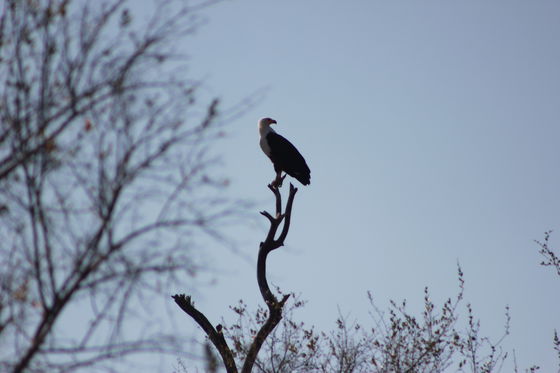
[258, 117, 311, 186]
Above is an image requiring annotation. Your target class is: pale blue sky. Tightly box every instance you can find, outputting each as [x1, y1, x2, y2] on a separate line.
[164, 0, 560, 371]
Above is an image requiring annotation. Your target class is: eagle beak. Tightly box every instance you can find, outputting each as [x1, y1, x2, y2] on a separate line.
[271, 119, 277, 124]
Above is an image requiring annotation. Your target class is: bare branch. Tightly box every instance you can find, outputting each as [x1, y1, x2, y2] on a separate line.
[267, 183, 282, 217]
[259, 210, 275, 224]
[172, 294, 238, 373]
[242, 183, 297, 373]
[276, 184, 297, 244]
[240, 294, 290, 373]
[536, 230, 560, 277]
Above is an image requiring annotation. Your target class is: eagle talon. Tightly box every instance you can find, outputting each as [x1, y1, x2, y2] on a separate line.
[271, 173, 286, 188]
[271, 175, 285, 188]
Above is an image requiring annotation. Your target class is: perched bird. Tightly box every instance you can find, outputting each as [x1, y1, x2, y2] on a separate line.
[258, 117, 311, 186]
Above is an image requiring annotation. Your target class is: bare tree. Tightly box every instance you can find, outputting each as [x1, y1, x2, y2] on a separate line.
[0, 0, 237, 371]
[173, 183, 298, 373]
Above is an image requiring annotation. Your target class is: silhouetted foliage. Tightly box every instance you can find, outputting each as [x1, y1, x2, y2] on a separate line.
[217, 267, 511, 373]
[536, 231, 560, 277]
[224, 293, 320, 372]
[535, 231, 560, 372]
[176, 267, 522, 373]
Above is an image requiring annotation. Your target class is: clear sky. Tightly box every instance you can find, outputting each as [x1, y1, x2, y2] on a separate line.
[163, 0, 560, 371]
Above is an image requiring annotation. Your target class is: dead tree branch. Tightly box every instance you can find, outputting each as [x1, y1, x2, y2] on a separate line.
[241, 183, 297, 373]
[172, 295, 238, 373]
[173, 183, 298, 372]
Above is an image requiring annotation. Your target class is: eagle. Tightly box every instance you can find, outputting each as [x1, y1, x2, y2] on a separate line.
[258, 117, 311, 186]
